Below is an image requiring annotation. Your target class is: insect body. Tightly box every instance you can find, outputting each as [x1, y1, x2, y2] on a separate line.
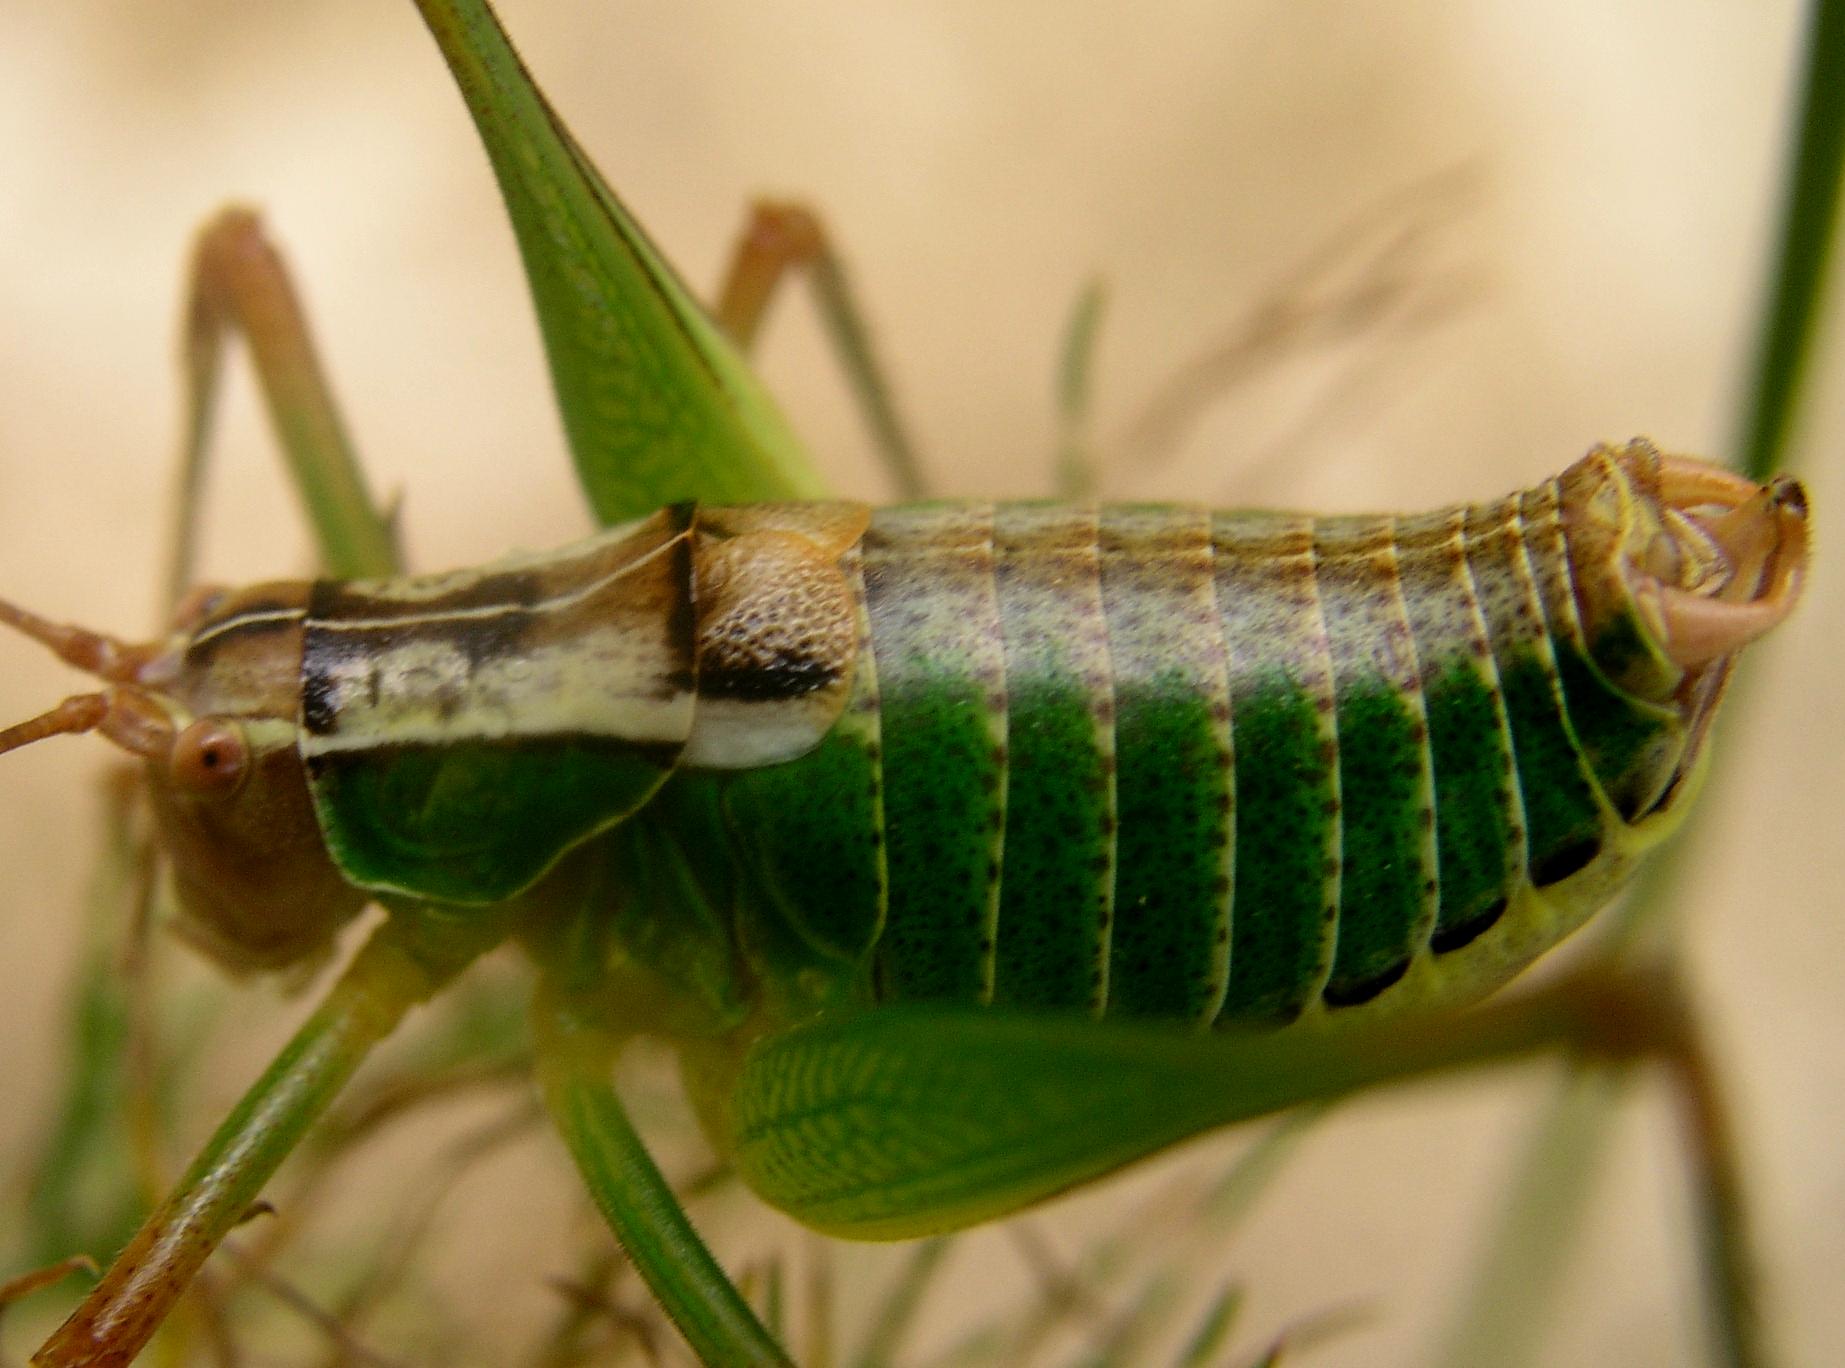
[0, 436, 1808, 1348]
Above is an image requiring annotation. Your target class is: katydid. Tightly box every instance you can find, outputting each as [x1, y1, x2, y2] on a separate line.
[0, 3, 1821, 1367]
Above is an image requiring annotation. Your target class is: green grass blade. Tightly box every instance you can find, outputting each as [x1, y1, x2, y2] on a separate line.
[847, 1237, 953, 1368]
[23, 946, 138, 1266]
[412, 0, 827, 523]
[1062, 1273, 1177, 1368]
[1168, 1284, 1243, 1368]
[1054, 280, 1108, 501]
[763, 1257, 787, 1345]
[1735, 0, 1845, 480]
[21, 783, 152, 1266]
[1196, 1106, 1322, 1229]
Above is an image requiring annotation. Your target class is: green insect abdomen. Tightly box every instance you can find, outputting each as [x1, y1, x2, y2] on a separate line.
[732, 442, 1733, 1030]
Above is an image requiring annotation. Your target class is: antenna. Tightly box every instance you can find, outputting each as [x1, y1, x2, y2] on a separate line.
[0, 694, 110, 757]
[0, 597, 154, 683]
[0, 598, 174, 759]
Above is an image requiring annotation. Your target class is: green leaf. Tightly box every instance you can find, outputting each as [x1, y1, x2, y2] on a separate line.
[413, 0, 827, 523]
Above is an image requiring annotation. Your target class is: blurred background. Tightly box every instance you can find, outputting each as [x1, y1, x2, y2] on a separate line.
[0, 2, 1839, 1364]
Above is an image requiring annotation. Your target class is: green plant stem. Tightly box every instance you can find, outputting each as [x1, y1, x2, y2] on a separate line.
[1736, 0, 1845, 480]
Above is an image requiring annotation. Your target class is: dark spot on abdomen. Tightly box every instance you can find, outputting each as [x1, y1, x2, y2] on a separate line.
[1431, 896, 1508, 954]
[1322, 957, 1410, 1008]
[1531, 836, 1601, 887]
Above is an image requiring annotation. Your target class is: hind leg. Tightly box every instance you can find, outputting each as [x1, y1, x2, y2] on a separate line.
[715, 200, 930, 499]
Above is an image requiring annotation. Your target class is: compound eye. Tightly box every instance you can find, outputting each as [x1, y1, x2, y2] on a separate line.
[170, 718, 251, 797]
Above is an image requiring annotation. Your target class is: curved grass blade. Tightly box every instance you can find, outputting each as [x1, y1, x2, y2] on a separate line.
[20, 789, 142, 1268]
[412, 0, 827, 523]
[1428, 1064, 1628, 1368]
[1735, 0, 1845, 481]
[1169, 1284, 1243, 1368]
[1061, 1272, 1177, 1368]
[846, 1237, 952, 1368]
[917, 1109, 1314, 1368]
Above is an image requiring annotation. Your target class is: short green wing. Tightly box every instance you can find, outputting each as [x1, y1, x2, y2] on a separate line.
[413, 0, 827, 523]
[718, 993, 1599, 1240]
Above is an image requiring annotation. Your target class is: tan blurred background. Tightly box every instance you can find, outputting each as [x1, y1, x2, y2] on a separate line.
[1, 3, 1840, 1365]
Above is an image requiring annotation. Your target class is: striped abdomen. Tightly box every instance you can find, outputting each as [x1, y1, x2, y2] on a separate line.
[731, 442, 1762, 1028]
